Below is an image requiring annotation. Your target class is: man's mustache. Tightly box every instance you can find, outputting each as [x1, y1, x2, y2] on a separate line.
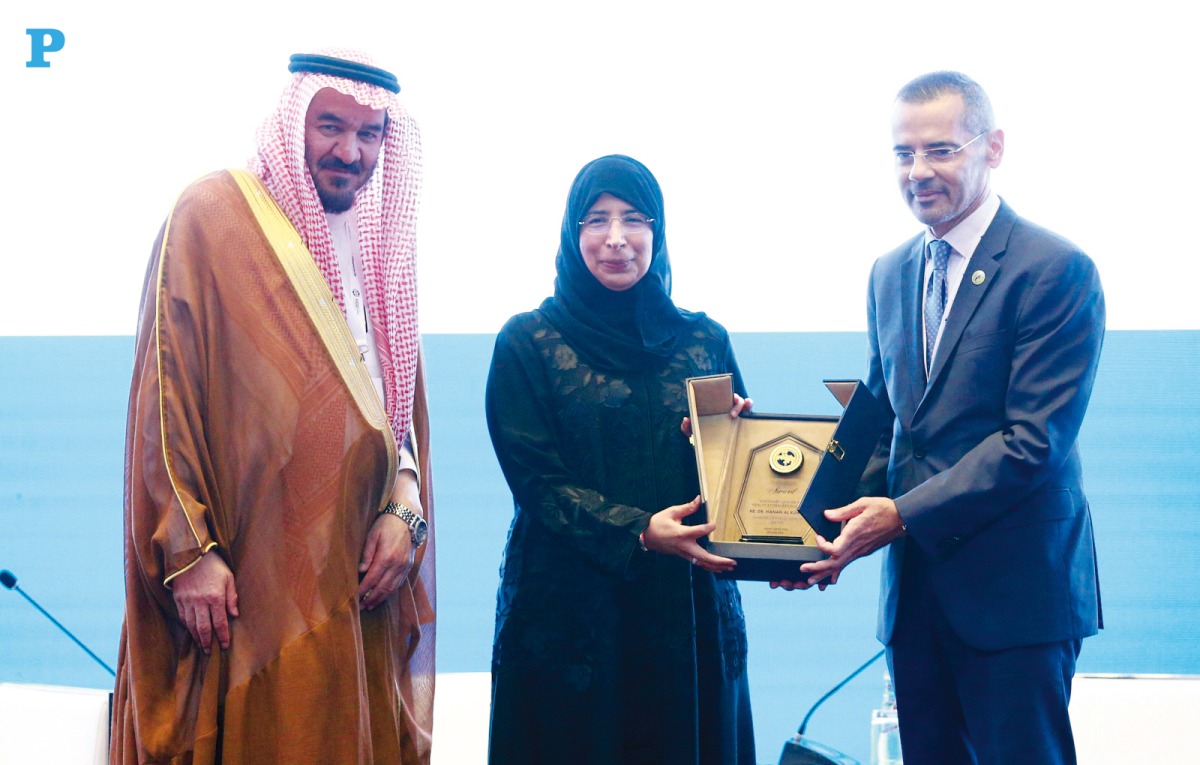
[318, 157, 364, 174]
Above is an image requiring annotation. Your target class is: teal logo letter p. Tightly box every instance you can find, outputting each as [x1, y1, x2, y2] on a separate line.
[27, 28, 66, 68]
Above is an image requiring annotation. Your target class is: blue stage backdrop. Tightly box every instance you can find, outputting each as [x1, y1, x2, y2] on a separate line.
[2, 330, 1198, 763]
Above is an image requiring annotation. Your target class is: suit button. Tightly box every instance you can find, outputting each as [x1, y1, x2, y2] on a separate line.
[914, 451, 926, 459]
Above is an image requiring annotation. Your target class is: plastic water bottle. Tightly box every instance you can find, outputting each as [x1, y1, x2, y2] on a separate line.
[870, 671, 903, 765]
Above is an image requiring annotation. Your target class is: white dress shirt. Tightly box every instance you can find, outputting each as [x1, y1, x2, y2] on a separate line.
[327, 210, 419, 480]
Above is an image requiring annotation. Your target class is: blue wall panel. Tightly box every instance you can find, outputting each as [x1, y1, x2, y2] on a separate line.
[2, 330, 1198, 762]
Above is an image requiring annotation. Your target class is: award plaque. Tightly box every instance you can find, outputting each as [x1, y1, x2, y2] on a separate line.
[686, 374, 888, 581]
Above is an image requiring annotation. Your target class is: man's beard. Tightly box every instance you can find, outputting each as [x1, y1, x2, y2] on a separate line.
[319, 185, 357, 213]
[317, 157, 366, 213]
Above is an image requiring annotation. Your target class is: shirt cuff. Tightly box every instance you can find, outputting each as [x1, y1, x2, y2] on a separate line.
[398, 429, 421, 488]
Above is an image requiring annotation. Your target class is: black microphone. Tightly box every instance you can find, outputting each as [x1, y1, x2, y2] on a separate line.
[0, 568, 116, 678]
[778, 649, 886, 765]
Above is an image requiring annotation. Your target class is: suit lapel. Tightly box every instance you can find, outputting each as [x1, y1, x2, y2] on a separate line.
[899, 237, 927, 417]
[924, 201, 1018, 391]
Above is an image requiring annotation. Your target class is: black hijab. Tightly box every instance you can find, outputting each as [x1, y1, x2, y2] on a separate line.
[539, 155, 702, 371]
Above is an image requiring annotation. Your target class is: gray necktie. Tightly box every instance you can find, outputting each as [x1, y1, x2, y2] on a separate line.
[924, 239, 951, 372]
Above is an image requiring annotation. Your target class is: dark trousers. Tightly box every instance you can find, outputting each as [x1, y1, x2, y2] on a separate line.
[889, 550, 1081, 765]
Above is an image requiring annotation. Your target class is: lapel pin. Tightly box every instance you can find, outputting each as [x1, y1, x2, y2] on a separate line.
[971, 270, 986, 285]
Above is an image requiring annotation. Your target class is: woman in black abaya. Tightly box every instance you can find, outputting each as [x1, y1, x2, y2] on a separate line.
[485, 154, 756, 765]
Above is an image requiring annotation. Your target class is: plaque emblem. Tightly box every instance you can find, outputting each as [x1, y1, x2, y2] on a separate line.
[769, 442, 804, 475]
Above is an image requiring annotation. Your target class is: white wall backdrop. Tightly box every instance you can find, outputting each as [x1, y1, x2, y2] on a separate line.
[5, 6, 1200, 761]
[4, 0, 1196, 337]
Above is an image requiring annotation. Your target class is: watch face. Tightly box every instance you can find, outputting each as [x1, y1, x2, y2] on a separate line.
[411, 518, 429, 547]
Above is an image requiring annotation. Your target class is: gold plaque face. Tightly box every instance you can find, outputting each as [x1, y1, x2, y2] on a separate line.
[729, 433, 823, 544]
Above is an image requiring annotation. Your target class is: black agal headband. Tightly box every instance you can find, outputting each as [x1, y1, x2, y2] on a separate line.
[287, 54, 401, 94]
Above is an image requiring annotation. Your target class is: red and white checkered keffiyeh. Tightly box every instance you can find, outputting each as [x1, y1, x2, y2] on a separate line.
[249, 48, 422, 444]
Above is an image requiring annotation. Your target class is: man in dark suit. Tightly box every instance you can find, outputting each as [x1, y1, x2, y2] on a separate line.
[795, 71, 1105, 764]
